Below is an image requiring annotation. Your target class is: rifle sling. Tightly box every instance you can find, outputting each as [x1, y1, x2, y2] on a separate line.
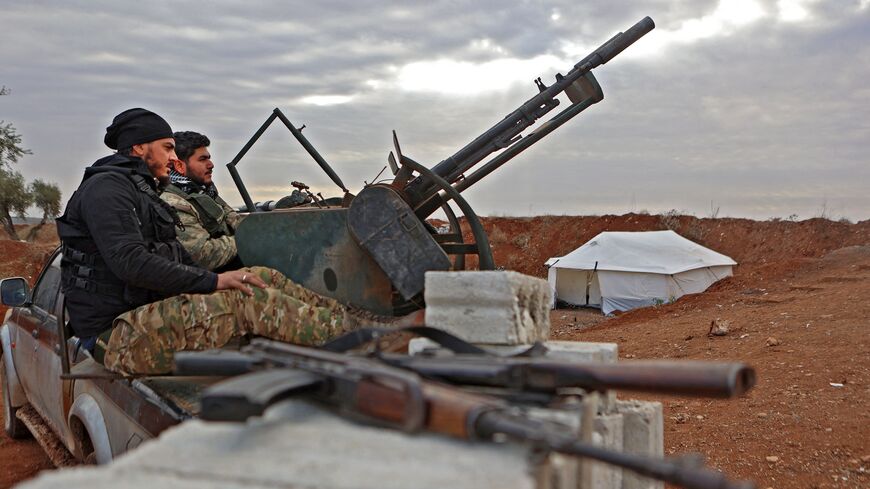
[321, 325, 546, 358]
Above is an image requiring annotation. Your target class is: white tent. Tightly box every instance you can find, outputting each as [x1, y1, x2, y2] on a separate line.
[545, 231, 736, 314]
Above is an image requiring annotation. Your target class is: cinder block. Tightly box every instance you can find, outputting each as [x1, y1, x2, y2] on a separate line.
[579, 413, 624, 489]
[616, 400, 664, 489]
[424, 271, 551, 345]
[544, 341, 618, 364]
[526, 404, 582, 489]
[526, 404, 627, 489]
[408, 339, 617, 364]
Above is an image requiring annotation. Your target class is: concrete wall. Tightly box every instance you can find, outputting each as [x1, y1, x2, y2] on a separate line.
[20, 400, 541, 489]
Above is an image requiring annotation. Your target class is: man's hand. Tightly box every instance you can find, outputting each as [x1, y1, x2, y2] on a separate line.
[216, 270, 267, 296]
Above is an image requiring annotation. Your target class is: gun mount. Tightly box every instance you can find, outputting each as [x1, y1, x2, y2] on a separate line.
[228, 17, 655, 316]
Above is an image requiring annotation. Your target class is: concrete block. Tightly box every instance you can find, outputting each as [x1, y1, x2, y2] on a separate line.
[424, 271, 551, 345]
[20, 399, 541, 489]
[526, 404, 582, 489]
[544, 341, 618, 364]
[407, 339, 619, 413]
[544, 341, 618, 414]
[616, 400, 664, 489]
[408, 339, 617, 363]
[573, 414, 623, 489]
[583, 413, 625, 489]
[525, 404, 630, 489]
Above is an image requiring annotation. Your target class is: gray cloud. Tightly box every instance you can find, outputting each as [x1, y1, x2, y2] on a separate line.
[1, 0, 867, 222]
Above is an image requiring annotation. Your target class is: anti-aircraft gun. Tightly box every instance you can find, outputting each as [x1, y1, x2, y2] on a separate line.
[228, 17, 655, 316]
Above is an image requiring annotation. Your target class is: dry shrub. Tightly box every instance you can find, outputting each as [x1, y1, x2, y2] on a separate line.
[659, 209, 681, 231]
[512, 233, 531, 250]
[659, 210, 705, 243]
[501, 252, 524, 272]
[488, 226, 509, 244]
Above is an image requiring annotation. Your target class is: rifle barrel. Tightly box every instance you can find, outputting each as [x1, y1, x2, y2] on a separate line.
[537, 360, 756, 398]
[381, 356, 756, 398]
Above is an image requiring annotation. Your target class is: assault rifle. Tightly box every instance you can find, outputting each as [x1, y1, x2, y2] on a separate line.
[175, 337, 756, 489]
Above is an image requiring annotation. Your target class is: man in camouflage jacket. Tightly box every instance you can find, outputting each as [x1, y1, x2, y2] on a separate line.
[161, 131, 243, 271]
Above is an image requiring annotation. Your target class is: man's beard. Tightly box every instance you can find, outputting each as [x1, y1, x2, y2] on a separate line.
[142, 147, 170, 186]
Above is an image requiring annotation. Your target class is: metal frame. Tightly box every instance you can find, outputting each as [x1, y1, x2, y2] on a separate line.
[226, 108, 348, 212]
[399, 156, 494, 270]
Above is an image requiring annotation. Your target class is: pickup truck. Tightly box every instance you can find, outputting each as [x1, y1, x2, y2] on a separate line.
[1, 247, 216, 464]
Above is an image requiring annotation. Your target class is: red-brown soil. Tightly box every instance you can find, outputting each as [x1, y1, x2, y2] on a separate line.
[477, 214, 869, 489]
[2, 216, 868, 488]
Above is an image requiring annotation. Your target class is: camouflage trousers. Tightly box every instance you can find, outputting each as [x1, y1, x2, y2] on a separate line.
[103, 266, 351, 375]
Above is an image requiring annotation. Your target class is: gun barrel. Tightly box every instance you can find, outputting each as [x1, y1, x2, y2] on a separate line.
[400, 16, 655, 209]
[581, 16, 655, 69]
[381, 356, 756, 398]
[538, 360, 756, 398]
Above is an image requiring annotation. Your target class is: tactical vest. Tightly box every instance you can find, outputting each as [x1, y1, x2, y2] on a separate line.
[58, 168, 188, 336]
[163, 184, 233, 238]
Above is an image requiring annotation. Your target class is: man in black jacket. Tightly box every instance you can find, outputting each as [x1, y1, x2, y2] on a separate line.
[57, 108, 352, 374]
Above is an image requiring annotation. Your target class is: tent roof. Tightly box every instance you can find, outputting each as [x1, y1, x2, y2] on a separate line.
[545, 230, 737, 274]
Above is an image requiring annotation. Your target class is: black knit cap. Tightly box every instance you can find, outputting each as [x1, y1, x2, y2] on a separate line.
[104, 108, 173, 150]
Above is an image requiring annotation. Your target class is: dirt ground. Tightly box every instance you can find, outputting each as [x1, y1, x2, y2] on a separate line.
[482, 214, 870, 489]
[1, 216, 868, 488]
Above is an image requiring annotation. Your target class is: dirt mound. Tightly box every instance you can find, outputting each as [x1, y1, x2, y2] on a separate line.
[23, 223, 59, 246]
[0, 236, 58, 323]
[467, 214, 870, 279]
[7, 223, 59, 246]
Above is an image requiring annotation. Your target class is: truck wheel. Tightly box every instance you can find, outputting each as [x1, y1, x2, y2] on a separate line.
[1, 356, 31, 439]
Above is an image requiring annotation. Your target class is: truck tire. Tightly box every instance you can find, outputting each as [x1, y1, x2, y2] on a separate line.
[1, 355, 31, 439]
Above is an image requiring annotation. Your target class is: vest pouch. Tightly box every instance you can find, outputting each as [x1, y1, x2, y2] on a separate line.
[150, 201, 178, 241]
[188, 193, 229, 238]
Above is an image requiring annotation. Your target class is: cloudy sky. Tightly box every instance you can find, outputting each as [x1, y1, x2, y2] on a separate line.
[2, 0, 868, 221]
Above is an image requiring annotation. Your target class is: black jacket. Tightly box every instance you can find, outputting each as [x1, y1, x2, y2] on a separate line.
[57, 154, 217, 337]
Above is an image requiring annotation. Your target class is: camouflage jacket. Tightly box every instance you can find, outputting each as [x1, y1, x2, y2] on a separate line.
[160, 184, 244, 271]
